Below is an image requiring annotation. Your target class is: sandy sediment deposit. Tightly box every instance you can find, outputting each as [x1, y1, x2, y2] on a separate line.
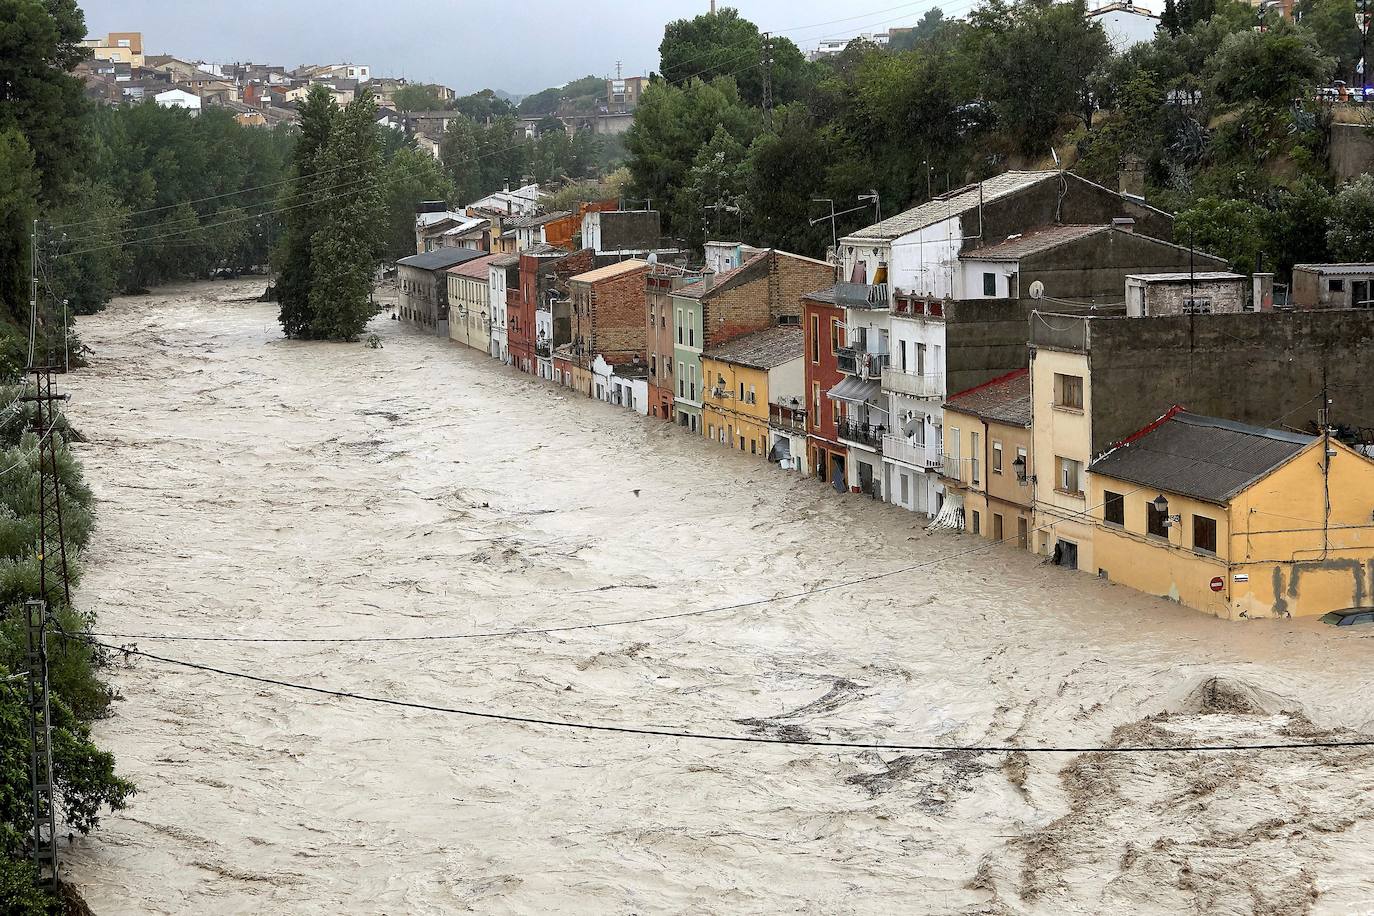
[63, 280, 1374, 914]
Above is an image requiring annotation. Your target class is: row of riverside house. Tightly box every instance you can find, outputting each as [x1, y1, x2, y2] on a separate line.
[397, 170, 1374, 623]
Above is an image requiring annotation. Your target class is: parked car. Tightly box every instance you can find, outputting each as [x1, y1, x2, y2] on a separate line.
[1320, 609, 1374, 626]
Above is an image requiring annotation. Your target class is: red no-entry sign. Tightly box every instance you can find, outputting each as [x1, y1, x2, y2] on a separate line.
[1210, 576, 1225, 593]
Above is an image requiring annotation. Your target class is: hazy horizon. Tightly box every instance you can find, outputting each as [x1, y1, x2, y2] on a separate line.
[77, 0, 953, 94]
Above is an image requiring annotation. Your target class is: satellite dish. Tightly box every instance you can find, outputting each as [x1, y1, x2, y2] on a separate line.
[1029, 280, 1045, 300]
[647, 252, 658, 266]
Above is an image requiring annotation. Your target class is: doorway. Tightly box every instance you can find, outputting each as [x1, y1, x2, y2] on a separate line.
[1054, 539, 1078, 570]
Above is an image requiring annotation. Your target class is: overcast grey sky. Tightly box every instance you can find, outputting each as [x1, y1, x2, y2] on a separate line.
[79, 0, 947, 94]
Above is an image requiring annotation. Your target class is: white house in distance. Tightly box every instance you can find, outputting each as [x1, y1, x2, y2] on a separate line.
[154, 88, 201, 112]
[1087, 0, 1161, 51]
[488, 253, 520, 364]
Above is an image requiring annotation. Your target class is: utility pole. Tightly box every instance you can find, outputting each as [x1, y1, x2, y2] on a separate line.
[1321, 365, 1332, 558]
[761, 33, 773, 114]
[18, 365, 71, 894]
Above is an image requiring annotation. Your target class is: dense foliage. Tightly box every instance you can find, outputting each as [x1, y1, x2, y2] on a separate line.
[276, 85, 386, 341]
[628, 2, 1371, 277]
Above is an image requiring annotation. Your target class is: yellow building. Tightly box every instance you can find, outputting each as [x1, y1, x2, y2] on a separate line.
[1087, 409, 1374, 619]
[446, 253, 498, 352]
[1029, 343, 1096, 571]
[701, 327, 805, 459]
[940, 369, 1035, 549]
[83, 32, 144, 68]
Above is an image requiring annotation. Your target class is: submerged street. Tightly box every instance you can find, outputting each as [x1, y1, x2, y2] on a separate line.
[64, 280, 1374, 914]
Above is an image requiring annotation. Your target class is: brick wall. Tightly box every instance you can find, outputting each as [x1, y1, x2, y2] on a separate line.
[586, 265, 649, 362]
[703, 252, 835, 347]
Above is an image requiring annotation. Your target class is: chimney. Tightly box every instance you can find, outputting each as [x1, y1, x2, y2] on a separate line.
[700, 271, 716, 293]
[1118, 154, 1145, 200]
[1253, 272, 1275, 311]
[1111, 217, 1135, 234]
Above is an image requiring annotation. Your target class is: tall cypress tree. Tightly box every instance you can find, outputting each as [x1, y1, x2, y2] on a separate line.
[1161, 0, 1181, 36]
[276, 85, 337, 338]
[307, 87, 384, 341]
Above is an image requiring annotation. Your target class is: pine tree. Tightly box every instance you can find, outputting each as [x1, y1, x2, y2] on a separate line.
[307, 88, 385, 341]
[1161, 0, 1181, 36]
[276, 86, 337, 339]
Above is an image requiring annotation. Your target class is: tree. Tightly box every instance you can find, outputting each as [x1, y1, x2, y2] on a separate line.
[1327, 174, 1374, 261]
[0, 0, 88, 197]
[1294, 0, 1361, 83]
[453, 89, 516, 121]
[1206, 25, 1331, 105]
[659, 8, 810, 108]
[1161, 0, 1181, 36]
[276, 86, 338, 338]
[381, 145, 452, 259]
[0, 129, 38, 325]
[975, 0, 1111, 152]
[391, 84, 445, 112]
[307, 88, 385, 341]
[1176, 196, 1270, 270]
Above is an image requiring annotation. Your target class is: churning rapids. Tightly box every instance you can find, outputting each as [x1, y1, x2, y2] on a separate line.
[61, 280, 1374, 914]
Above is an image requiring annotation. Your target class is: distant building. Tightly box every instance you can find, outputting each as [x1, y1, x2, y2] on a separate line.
[808, 32, 891, 60]
[153, 88, 202, 112]
[82, 32, 144, 67]
[488, 253, 521, 364]
[605, 75, 650, 113]
[582, 210, 662, 257]
[1292, 263, 1374, 310]
[1086, 1, 1161, 52]
[803, 286, 849, 490]
[568, 259, 652, 385]
[704, 240, 766, 275]
[396, 248, 486, 335]
[1123, 271, 1248, 316]
[700, 326, 807, 466]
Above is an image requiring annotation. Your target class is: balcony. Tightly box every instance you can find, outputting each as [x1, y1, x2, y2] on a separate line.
[837, 419, 885, 451]
[940, 454, 964, 483]
[835, 282, 890, 310]
[836, 347, 890, 379]
[768, 402, 808, 434]
[882, 435, 941, 470]
[536, 343, 552, 358]
[881, 367, 945, 400]
[892, 293, 945, 320]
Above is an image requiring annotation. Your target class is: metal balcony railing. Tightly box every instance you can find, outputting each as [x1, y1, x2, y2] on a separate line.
[835, 282, 890, 310]
[769, 403, 808, 433]
[880, 368, 945, 400]
[837, 419, 885, 450]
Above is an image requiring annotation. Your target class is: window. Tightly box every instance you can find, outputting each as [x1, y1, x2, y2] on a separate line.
[1104, 491, 1124, 526]
[649, 354, 656, 375]
[1183, 297, 1213, 314]
[992, 441, 1003, 474]
[1056, 457, 1082, 496]
[983, 272, 997, 297]
[916, 342, 926, 376]
[676, 310, 683, 344]
[747, 385, 756, 405]
[1329, 278, 1346, 292]
[750, 439, 757, 455]
[1054, 373, 1084, 410]
[811, 314, 820, 363]
[900, 473, 910, 504]
[708, 423, 715, 438]
[739, 382, 745, 401]
[812, 382, 821, 428]
[972, 510, 981, 534]
[831, 318, 841, 354]
[666, 356, 672, 373]
[833, 400, 842, 425]
[678, 376, 684, 397]
[1146, 499, 1169, 539]
[970, 431, 981, 485]
[1193, 515, 1217, 555]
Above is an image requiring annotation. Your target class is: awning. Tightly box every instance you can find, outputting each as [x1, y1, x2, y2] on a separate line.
[768, 438, 791, 463]
[828, 376, 881, 404]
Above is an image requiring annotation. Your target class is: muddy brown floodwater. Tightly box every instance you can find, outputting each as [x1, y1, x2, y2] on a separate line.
[60, 280, 1374, 914]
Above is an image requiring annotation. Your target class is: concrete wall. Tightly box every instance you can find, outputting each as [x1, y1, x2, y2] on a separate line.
[1129, 278, 1245, 316]
[1077, 310, 1374, 454]
[1020, 230, 1227, 305]
[1329, 123, 1374, 182]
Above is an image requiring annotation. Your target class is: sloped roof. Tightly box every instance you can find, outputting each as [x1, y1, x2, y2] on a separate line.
[703, 326, 804, 370]
[1088, 410, 1314, 504]
[674, 251, 770, 300]
[1125, 271, 1245, 283]
[569, 258, 648, 285]
[1293, 263, 1374, 275]
[843, 171, 1061, 243]
[803, 286, 838, 304]
[446, 252, 503, 280]
[944, 369, 1031, 426]
[959, 225, 1108, 261]
[511, 210, 573, 229]
[397, 248, 486, 271]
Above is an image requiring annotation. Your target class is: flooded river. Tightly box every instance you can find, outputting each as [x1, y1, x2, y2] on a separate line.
[64, 280, 1374, 914]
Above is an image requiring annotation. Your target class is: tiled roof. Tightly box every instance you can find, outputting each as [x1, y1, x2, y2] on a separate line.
[511, 210, 573, 229]
[960, 225, 1108, 261]
[1088, 410, 1314, 504]
[446, 252, 503, 279]
[1293, 263, 1374, 275]
[842, 171, 1061, 243]
[803, 286, 838, 304]
[944, 369, 1032, 426]
[703, 326, 804, 370]
[674, 251, 770, 300]
[569, 258, 648, 284]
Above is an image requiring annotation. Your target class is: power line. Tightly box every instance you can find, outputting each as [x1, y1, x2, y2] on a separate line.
[75, 636, 1374, 756]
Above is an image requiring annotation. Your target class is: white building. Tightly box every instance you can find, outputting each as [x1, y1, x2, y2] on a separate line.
[154, 88, 201, 112]
[489, 253, 519, 364]
[468, 184, 542, 218]
[1087, 1, 1161, 51]
[704, 240, 765, 275]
